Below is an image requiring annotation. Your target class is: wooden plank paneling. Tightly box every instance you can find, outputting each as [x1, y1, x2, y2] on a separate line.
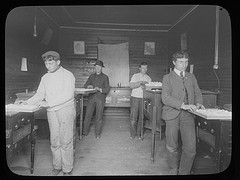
[5, 7, 60, 103]
[59, 28, 168, 87]
[5, 40, 46, 102]
[168, 6, 231, 107]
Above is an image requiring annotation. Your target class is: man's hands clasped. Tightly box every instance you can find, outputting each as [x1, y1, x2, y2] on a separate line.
[94, 87, 102, 93]
[181, 103, 205, 112]
[139, 81, 148, 89]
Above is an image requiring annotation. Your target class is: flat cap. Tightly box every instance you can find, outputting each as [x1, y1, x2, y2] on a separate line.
[94, 60, 105, 67]
[41, 51, 60, 59]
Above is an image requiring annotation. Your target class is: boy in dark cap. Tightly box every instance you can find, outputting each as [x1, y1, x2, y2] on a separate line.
[18, 51, 76, 176]
[83, 60, 110, 139]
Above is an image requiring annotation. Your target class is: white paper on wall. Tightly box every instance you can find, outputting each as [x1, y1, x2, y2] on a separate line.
[21, 57, 28, 71]
[190, 64, 194, 73]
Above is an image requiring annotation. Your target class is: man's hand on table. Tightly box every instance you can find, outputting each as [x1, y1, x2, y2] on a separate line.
[94, 87, 102, 93]
[36, 101, 49, 108]
[196, 103, 205, 110]
[87, 85, 93, 89]
[181, 103, 197, 112]
[14, 99, 28, 105]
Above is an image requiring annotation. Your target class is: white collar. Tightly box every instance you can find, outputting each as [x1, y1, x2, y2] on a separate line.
[174, 68, 185, 77]
[48, 66, 62, 73]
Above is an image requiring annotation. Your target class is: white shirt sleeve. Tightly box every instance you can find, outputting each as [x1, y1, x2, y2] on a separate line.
[130, 74, 137, 83]
[146, 75, 152, 83]
[26, 77, 45, 105]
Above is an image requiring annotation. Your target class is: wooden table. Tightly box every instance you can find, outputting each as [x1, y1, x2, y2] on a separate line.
[6, 107, 41, 174]
[74, 88, 97, 140]
[190, 109, 232, 172]
[142, 89, 218, 163]
[143, 89, 164, 162]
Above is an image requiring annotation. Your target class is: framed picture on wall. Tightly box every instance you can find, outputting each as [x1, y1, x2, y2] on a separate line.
[181, 33, 187, 50]
[144, 42, 155, 55]
[74, 41, 85, 54]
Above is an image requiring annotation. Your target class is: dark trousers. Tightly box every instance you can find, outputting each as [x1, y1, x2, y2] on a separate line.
[165, 110, 196, 175]
[130, 97, 143, 138]
[83, 96, 105, 136]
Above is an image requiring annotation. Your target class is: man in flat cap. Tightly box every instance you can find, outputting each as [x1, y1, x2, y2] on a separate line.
[83, 60, 110, 139]
[17, 51, 76, 176]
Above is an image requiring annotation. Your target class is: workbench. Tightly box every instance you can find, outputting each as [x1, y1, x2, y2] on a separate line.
[142, 89, 219, 162]
[143, 89, 164, 162]
[191, 109, 232, 173]
[74, 88, 97, 140]
[6, 109, 39, 174]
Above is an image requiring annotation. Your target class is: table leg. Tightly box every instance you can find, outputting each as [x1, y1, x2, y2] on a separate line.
[79, 95, 84, 140]
[30, 139, 35, 174]
[216, 121, 223, 172]
[30, 126, 37, 174]
[140, 98, 144, 140]
[151, 106, 157, 163]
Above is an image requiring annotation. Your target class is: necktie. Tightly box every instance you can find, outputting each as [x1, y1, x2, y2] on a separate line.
[180, 71, 184, 80]
[180, 71, 188, 104]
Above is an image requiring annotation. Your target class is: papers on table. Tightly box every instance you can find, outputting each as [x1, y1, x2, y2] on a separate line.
[191, 108, 232, 120]
[6, 104, 40, 112]
[75, 88, 95, 92]
[146, 82, 162, 91]
[74, 88, 97, 94]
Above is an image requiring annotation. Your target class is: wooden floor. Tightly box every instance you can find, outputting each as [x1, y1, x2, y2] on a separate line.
[7, 108, 219, 176]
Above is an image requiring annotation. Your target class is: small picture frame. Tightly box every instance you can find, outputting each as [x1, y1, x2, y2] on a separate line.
[74, 41, 85, 54]
[144, 42, 155, 55]
[181, 33, 187, 50]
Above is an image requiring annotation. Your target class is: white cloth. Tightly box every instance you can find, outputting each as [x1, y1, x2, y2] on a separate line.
[130, 73, 151, 98]
[98, 42, 129, 87]
[27, 66, 75, 111]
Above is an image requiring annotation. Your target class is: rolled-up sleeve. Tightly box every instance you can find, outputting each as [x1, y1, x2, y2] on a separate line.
[27, 77, 45, 105]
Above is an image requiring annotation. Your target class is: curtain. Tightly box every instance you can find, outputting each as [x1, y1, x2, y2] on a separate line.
[98, 42, 129, 87]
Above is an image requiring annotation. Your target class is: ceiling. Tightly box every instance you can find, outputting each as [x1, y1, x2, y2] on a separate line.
[6, 5, 198, 39]
[39, 5, 198, 32]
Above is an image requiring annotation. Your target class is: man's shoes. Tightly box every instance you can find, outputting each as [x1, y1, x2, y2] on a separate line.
[130, 136, 135, 140]
[51, 169, 61, 176]
[82, 133, 88, 136]
[81, 134, 86, 139]
[169, 168, 178, 175]
[63, 171, 72, 176]
[96, 135, 101, 139]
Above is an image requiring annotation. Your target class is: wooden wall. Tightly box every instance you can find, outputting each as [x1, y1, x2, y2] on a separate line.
[5, 7, 59, 102]
[6, 6, 231, 107]
[5, 39, 45, 101]
[168, 6, 231, 107]
[58, 28, 168, 88]
[217, 8, 232, 107]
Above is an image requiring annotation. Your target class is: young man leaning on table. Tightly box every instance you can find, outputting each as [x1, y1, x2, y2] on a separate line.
[15, 51, 76, 176]
[129, 62, 152, 140]
[161, 51, 205, 175]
